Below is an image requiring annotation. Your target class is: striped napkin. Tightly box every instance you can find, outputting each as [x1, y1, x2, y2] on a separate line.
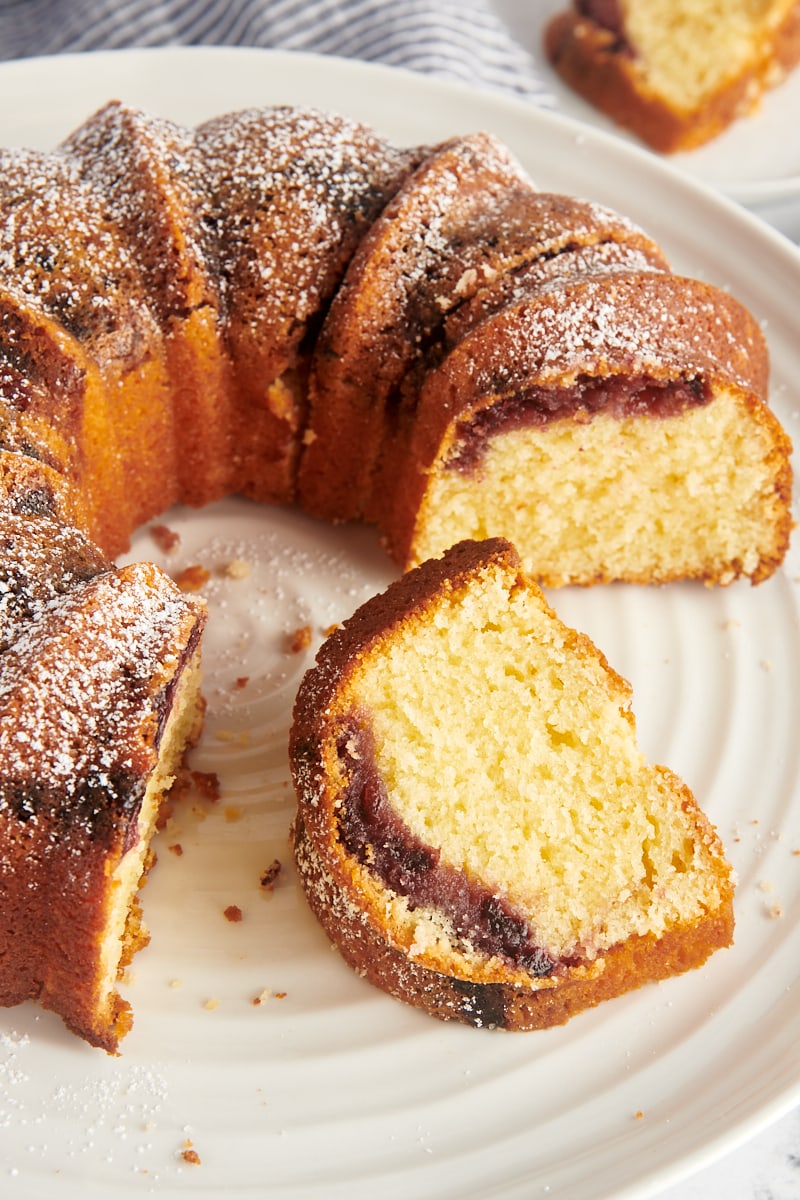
[0, 0, 551, 105]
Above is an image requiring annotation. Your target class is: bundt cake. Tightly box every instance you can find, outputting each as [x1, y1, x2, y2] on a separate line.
[0, 505, 206, 1052]
[0, 99, 791, 1049]
[290, 538, 735, 1030]
[0, 100, 791, 586]
[545, 0, 800, 153]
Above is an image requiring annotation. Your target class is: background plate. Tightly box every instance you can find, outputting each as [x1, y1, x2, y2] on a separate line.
[0, 46, 799, 1200]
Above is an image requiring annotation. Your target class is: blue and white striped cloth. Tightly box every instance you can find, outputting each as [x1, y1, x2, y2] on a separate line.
[0, 0, 551, 105]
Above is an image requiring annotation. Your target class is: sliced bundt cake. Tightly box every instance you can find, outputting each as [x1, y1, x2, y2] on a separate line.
[0, 100, 792, 583]
[290, 538, 735, 1030]
[0, 99, 791, 1052]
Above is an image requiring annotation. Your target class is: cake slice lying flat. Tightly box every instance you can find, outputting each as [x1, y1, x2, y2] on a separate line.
[290, 538, 734, 1030]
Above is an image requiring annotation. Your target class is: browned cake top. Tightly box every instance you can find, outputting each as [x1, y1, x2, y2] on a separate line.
[414, 269, 769, 460]
[196, 106, 419, 379]
[63, 101, 216, 321]
[0, 145, 159, 371]
[0, 510, 109, 650]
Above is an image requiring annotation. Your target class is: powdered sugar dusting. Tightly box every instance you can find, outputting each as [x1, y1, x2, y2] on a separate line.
[0, 529, 203, 819]
[195, 106, 417, 371]
[63, 101, 215, 320]
[0, 1028, 171, 1181]
[0, 142, 159, 366]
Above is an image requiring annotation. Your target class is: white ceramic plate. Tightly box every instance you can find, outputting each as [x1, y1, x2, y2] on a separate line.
[0, 46, 799, 1200]
[493, 0, 800, 205]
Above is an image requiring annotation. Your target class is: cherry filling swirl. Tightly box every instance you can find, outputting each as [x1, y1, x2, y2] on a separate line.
[447, 373, 708, 473]
[336, 720, 556, 976]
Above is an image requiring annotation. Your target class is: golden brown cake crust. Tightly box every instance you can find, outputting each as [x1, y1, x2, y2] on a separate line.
[296, 144, 661, 522]
[196, 106, 419, 506]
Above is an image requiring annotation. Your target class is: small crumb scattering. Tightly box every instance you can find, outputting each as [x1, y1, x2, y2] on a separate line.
[233, 675, 250, 690]
[224, 805, 244, 823]
[180, 1140, 201, 1166]
[191, 770, 222, 803]
[202, 998, 220, 1011]
[149, 523, 181, 553]
[224, 904, 243, 923]
[260, 859, 283, 891]
[215, 728, 251, 747]
[174, 564, 212, 592]
[167, 843, 184, 856]
[252, 988, 288, 1005]
[289, 624, 313, 653]
[224, 557, 252, 580]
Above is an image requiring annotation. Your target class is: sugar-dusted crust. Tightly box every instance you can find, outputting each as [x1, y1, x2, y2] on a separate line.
[545, 4, 800, 154]
[296, 143, 666, 524]
[290, 537, 735, 1030]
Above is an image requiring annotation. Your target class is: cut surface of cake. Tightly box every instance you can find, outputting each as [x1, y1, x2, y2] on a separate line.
[0, 509, 207, 1052]
[545, 0, 800, 152]
[290, 538, 735, 1030]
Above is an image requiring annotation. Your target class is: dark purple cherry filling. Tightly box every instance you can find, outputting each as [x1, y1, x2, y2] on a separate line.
[576, 0, 633, 53]
[448, 373, 708, 473]
[336, 720, 555, 976]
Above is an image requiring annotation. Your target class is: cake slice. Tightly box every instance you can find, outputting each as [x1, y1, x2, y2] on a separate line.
[0, 510, 207, 1052]
[381, 270, 791, 587]
[290, 538, 734, 1030]
[545, 0, 800, 153]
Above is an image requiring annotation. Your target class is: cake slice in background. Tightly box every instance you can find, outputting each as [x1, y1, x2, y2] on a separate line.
[290, 537, 735, 1031]
[545, 0, 800, 152]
